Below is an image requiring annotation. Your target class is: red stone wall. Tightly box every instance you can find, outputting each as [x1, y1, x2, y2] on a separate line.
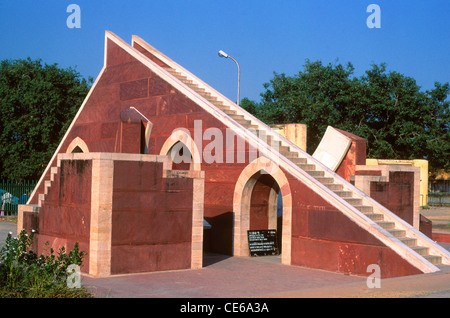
[110, 161, 194, 274]
[369, 171, 415, 226]
[37, 160, 92, 273]
[249, 174, 278, 230]
[335, 128, 367, 182]
[288, 175, 422, 278]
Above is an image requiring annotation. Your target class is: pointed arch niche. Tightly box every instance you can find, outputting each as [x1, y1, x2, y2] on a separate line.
[159, 128, 202, 171]
[66, 137, 89, 154]
[233, 156, 292, 265]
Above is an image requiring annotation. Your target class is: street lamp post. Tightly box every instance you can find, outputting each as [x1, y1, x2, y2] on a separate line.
[218, 50, 240, 106]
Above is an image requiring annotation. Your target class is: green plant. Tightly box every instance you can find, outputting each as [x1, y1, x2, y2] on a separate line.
[0, 229, 92, 298]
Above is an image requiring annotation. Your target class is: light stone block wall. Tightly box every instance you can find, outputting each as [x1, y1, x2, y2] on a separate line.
[89, 158, 114, 277]
[355, 164, 421, 229]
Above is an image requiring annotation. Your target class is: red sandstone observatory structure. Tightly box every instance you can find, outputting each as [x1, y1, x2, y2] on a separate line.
[18, 31, 450, 278]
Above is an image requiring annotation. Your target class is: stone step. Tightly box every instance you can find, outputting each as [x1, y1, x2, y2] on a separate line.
[306, 170, 325, 177]
[204, 96, 219, 104]
[168, 72, 183, 79]
[298, 164, 316, 171]
[290, 157, 308, 165]
[180, 78, 193, 85]
[214, 102, 229, 110]
[411, 246, 429, 256]
[267, 136, 282, 147]
[44, 180, 51, 195]
[375, 221, 396, 230]
[280, 151, 299, 159]
[333, 190, 353, 198]
[228, 113, 245, 120]
[363, 212, 384, 221]
[279, 145, 290, 153]
[388, 229, 406, 238]
[223, 109, 236, 115]
[399, 237, 417, 247]
[232, 117, 251, 126]
[315, 177, 335, 184]
[256, 130, 266, 138]
[192, 87, 207, 95]
[38, 193, 46, 207]
[343, 198, 362, 205]
[424, 255, 442, 265]
[165, 68, 179, 75]
[354, 205, 373, 213]
[50, 167, 58, 181]
[324, 183, 344, 191]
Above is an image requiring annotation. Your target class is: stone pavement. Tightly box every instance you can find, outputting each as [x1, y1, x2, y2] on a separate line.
[80, 250, 450, 299]
[80, 207, 450, 299]
[422, 206, 450, 235]
[0, 220, 16, 250]
[0, 210, 449, 299]
[82, 254, 367, 298]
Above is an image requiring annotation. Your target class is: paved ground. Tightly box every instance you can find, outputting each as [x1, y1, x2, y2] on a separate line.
[1, 208, 449, 299]
[422, 207, 450, 234]
[0, 220, 16, 250]
[80, 251, 450, 299]
[82, 207, 450, 298]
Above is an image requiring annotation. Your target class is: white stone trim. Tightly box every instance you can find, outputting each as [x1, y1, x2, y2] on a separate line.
[233, 157, 292, 265]
[66, 136, 90, 154]
[159, 128, 202, 171]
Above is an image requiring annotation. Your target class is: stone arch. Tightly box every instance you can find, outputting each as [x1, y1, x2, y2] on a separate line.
[66, 137, 89, 153]
[159, 128, 201, 171]
[233, 156, 292, 265]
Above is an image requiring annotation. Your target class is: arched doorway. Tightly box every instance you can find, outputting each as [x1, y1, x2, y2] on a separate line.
[233, 157, 292, 265]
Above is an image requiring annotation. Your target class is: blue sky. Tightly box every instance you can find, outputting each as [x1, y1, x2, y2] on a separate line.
[0, 1, 449, 103]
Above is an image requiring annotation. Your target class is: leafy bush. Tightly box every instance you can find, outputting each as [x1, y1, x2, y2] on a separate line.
[0, 229, 92, 298]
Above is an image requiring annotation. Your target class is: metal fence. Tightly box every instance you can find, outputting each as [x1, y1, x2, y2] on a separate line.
[428, 193, 450, 207]
[428, 180, 450, 207]
[429, 180, 450, 193]
[0, 180, 37, 216]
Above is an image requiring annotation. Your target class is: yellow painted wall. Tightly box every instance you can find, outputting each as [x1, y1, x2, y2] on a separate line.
[270, 123, 307, 151]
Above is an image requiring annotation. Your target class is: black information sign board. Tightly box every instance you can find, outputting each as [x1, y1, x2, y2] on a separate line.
[247, 229, 279, 256]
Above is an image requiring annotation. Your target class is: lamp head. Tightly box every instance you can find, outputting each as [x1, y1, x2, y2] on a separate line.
[218, 50, 228, 58]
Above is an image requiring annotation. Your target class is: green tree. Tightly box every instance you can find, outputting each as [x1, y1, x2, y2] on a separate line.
[246, 60, 450, 171]
[357, 64, 450, 170]
[0, 58, 92, 180]
[251, 60, 362, 153]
